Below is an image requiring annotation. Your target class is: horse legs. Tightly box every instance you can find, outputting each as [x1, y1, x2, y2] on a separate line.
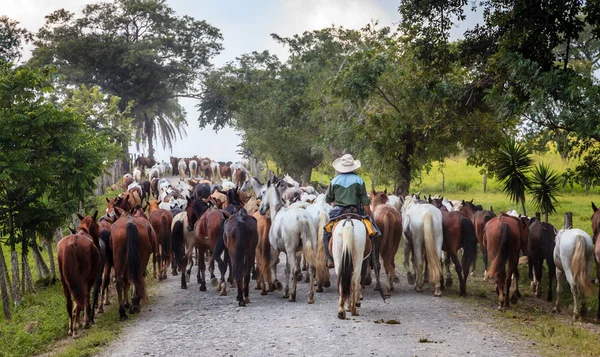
[450, 253, 466, 297]
[404, 240, 415, 285]
[414, 245, 425, 292]
[571, 284, 581, 320]
[289, 252, 298, 303]
[482, 248, 489, 281]
[547, 259, 556, 303]
[209, 255, 218, 287]
[307, 263, 315, 304]
[115, 277, 128, 320]
[443, 252, 453, 289]
[269, 249, 281, 292]
[198, 249, 207, 292]
[553, 269, 563, 313]
[179, 259, 188, 289]
[372, 236, 382, 292]
[283, 256, 291, 299]
[510, 263, 521, 304]
[171, 259, 178, 276]
[338, 292, 346, 319]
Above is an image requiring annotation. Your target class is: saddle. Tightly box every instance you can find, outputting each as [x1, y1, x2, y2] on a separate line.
[324, 213, 377, 238]
[326, 215, 372, 260]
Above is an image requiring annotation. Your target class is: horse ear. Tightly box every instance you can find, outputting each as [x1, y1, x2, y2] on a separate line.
[77, 213, 84, 221]
[490, 206, 494, 214]
[470, 199, 474, 204]
[106, 197, 110, 203]
[593, 202, 598, 212]
[384, 189, 387, 195]
[440, 196, 443, 200]
[114, 207, 123, 218]
[68, 226, 76, 234]
[93, 210, 98, 221]
[428, 196, 432, 203]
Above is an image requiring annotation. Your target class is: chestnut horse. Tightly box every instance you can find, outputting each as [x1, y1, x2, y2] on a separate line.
[110, 212, 156, 319]
[484, 213, 529, 311]
[460, 200, 496, 279]
[96, 214, 114, 314]
[149, 206, 174, 280]
[253, 211, 274, 295]
[194, 209, 232, 290]
[370, 190, 402, 296]
[57, 213, 102, 337]
[216, 209, 259, 306]
[591, 202, 600, 321]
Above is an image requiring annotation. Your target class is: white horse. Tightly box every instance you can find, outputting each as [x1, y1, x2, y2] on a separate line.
[178, 159, 187, 182]
[401, 195, 443, 296]
[147, 167, 159, 180]
[189, 159, 198, 178]
[553, 228, 594, 320]
[386, 195, 403, 212]
[259, 181, 319, 303]
[306, 203, 332, 290]
[241, 176, 266, 199]
[332, 217, 369, 319]
[132, 167, 142, 182]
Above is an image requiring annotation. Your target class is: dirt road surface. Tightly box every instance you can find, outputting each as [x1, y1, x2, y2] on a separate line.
[97, 176, 535, 357]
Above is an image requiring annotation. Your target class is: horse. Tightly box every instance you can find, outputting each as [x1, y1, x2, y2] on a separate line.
[527, 219, 556, 301]
[253, 211, 274, 295]
[241, 176, 267, 199]
[259, 180, 319, 303]
[484, 213, 529, 311]
[189, 159, 198, 178]
[460, 200, 496, 279]
[96, 214, 114, 314]
[370, 190, 402, 296]
[553, 228, 595, 320]
[214, 209, 259, 306]
[178, 159, 187, 182]
[305, 202, 332, 292]
[331, 217, 372, 319]
[220, 162, 233, 180]
[139, 179, 151, 204]
[110, 212, 156, 320]
[171, 197, 212, 289]
[200, 158, 213, 181]
[401, 196, 443, 296]
[233, 167, 248, 187]
[57, 213, 102, 338]
[135, 156, 155, 170]
[133, 167, 142, 182]
[592, 202, 600, 321]
[170, 156, 179, 176]
[149, 206, 174, 280]
[121, 174, 134, 192]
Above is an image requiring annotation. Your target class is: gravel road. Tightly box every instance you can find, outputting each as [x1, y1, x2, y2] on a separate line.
[97, 176, 535, 357]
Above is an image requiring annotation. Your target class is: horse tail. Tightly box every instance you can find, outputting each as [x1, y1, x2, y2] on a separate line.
[381, 211, 396, 282]
[160, 215, 171, 264]
[258, 218, 272, 283]
[126, 222, 146, 301]
[460, 217, 478, 273]
[171, 220, 186, 268]
[571, 235, 593, 296]
[488, 223, 509, 279]
[59, 238, 86, 309]
[300, 218, 317, 268]
[423, 212, 442, 283]
[315, 211, 330, 286]
[234, 213, 248, 287]
[100, 228, 113, 268]
[339, 222, 354, 301]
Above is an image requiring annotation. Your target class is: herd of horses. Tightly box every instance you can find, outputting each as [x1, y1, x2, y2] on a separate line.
[57, 162, 600, 337]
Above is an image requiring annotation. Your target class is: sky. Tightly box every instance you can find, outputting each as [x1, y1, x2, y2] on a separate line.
[4, 0, 478, 163]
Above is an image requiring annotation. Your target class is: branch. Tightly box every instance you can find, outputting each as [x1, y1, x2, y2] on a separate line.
[374, 86, 402, 115]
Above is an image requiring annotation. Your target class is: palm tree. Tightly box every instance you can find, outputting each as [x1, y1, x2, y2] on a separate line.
[529, 163, 561, 222]
[494, 137, 533, 215]
[133, 99, 187, 160]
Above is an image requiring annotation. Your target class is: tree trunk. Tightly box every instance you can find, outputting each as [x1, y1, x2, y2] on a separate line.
[32, 241, 50, 280]
[586, 182, 590, 195]
[520, 199, 527, 217]
[0, 242, 11, 320]
[0, 239, 12, 302]
[10, 251, 20, 304]
[441, 171, 445, 194]
[301, 167, 312, 186]
[483, 172, 487, 193]
[544, 212, 549, 223]
[145, 113, 155, 160]
[21, 241, 35, 294]
[46, 235, 57, 280]
[397, 158, 412, 195]
[121, 140, 130, 173]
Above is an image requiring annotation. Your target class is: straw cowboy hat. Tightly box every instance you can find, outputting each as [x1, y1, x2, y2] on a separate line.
[332, 154, 361, 173]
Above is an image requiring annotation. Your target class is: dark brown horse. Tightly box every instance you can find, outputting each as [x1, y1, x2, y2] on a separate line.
[527, 218, 556, 301]
[96, 214, 114, 314]
[220, 161, 232, 180]
[57, 213, 102, 337]
[110, 212, 156, 320]
[194, 209, 232, 289]
[484, 213, 529, 310]
[460, 200, 496, 279]
[217, 209, 259, 306]
[370, 190, 402, 296]
[170, 156, 179, 176]
[135, 155, 155, 170]
[149, 206, 174, 280]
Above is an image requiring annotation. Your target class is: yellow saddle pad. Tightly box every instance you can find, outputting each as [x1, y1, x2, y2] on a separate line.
[325, 216, 377, 238]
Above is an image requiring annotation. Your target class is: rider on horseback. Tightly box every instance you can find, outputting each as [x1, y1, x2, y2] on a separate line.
[323, 154, 381, 268]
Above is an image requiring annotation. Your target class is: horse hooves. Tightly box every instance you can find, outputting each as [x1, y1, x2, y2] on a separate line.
[415, 286, 424, 293]
[220, 290, 227, 296]
[316, 285, 324, 293]
[393, 276, 400, 284]
[288, 295, 296, 302]
[210, 278, 218, 287]
[355, 302, 361, 307]
[364, 276, 372, 286]
[445, 278, 453, 288]
[255, 285, 262, 290]
[510, 295, 519, 305]
[338, 311, 346, 319]
[261, 290, 268, 296]
[324, 281, 331, 288]
[124, 302, 130, 309]
[308, 298, 314, 304]
[276, 281, 283, 290]
[181, 285, 188, 290]
[199, 285, 207, 292]
[238, 301, 246, 307]
[407, 273, 415, 285]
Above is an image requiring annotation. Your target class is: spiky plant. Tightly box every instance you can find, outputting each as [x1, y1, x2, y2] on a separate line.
[493, 138, 533, 215]
[530, 163, 561, 222]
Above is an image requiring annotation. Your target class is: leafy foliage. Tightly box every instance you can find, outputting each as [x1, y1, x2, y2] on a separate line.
[492, 138, 533, 214]
[0, 16, 31, 63]
[529, 163, 561, 221]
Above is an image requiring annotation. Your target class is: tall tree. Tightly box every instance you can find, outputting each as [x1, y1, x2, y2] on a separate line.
[31, 0, 223, 165]
[0, 16, 31, 63]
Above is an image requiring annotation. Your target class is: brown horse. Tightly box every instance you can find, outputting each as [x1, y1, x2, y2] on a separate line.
[484, 213, 529, 310]
[460, 200, 496, 279]
[220, 162, 232, 180]
[110, 212, 156, 320]
[96, 214, 114, 314]
[149, 206, 174, 280]
[57, 213, 102, 338]
[527, 219, 556, 301]
[194, 209, 232, 289]
[135, 155, 155, 170]
[121, 174, 134, 192]
[370, 190, 402, 296]
[217, 209, 259, 306]
[253, 211, 273, 295]
[591, 202, 600, 321]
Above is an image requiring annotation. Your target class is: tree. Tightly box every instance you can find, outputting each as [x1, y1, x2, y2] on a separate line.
[0, 63, 120, 316]
[31, 0, 223, 164]
[529, 163, 561, 222]
[0, 16, 31, 63]
[492, 138, 533, 215]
